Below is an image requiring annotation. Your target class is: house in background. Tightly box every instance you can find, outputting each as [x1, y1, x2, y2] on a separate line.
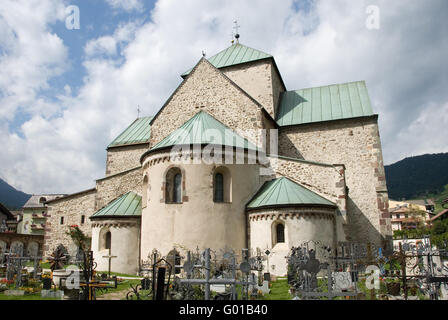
[0, 203, 18, 233]
[19, 195, 66, 235]
[389, 199, 434, 231]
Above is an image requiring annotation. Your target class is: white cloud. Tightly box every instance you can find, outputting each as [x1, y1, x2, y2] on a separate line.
[0, 0, 68, 120]
[0, 0, 447, 194]
[104, 0, 144, 12]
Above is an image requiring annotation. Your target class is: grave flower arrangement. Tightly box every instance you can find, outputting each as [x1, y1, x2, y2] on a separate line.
[0, 279, 14, 292]
[42, 272, 53, 290]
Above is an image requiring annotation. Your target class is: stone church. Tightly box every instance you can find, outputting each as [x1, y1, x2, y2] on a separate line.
[43, 42, 392, 276]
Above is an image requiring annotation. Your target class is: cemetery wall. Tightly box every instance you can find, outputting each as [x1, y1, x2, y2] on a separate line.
[0, 233, 44, 256]
[278, 116, 392, 246]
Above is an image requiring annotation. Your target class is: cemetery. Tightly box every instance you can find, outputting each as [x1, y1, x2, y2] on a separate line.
[2, 224, 446, 300]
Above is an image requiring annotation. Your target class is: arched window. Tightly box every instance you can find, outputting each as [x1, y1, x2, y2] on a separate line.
[105, 231, 111, 250]
[214, 173, 224, 202]
[213, 167, 231, 203]
[165, 168, 182, 203]
[142, 175, 148, 208]
[39, 197, 47, 203]
[173, 173, 182, 203]
[276, 223, 285, 243]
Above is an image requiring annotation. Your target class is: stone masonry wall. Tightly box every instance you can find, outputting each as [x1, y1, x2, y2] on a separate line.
[149, 58, 266, 148]
[44, 190, 96, 257]
[278, 116, 391, 245]
[271, 63, 285, 117]
[106, 144, 149, 176]
[272, 157, 346, 214]
[221, 59, 284, 118]
[95, 166, 143, 211]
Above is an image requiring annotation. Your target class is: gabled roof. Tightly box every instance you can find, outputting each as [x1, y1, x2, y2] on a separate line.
[276, 81, 374, 126]
[0, 202, 15, 220]
[108, 116, 153, 149]
[181, 43, 272, 77]
[90, 191, 141, 219]
[149, 111, 259, 152]
[23, 194, 67, 208]
[247, 177, 335, 210]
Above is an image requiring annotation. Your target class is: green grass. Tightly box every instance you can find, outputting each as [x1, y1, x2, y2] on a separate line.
[95, 279, 141, 297]
[96, 271, 140, 278]
[0, 292, 60, 300]
[260, 278, 291, 300]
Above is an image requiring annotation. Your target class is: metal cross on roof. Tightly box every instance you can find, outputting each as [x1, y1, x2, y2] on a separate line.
[233, 20, 240, 43]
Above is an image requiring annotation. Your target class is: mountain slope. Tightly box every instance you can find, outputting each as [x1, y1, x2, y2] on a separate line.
[385, 153, 448, 200]
[0, 178, 31, 210]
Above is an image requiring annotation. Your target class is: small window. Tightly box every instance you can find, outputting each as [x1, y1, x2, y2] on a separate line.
[276, 224, 285, 243]
[81, 215, 85, 224]
[105, 231, 111, 250]
[165, 168, 182, 203]
[214, 173, 224, 202]
[173, 173, 182, 203]
[213, 167, 231, 203]
[39, 197, 47, 203]
[60, 217, 64, 225]
[142, 175, 149, 208]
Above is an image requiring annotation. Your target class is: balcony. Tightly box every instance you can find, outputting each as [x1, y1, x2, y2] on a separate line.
[32, 213, 47, 219]
[30, 223, 45, 230]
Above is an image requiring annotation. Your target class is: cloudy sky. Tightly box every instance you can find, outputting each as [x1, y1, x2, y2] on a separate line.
[0, 0, 447, 194]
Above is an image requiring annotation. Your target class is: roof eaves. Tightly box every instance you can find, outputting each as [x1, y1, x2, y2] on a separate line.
[278, 114, 379, 128]
[246, 203, 337, 212]
[106, 141, 150, 150]
[45, 188, 96, 204]
[96, 166, 141, 183]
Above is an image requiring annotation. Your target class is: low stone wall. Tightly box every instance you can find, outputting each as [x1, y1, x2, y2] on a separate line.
[0, 233, 44, 256]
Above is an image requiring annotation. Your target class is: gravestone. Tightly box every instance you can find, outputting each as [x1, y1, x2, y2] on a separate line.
[248, 274, 270, 294]
[333, 272, 353, 291]
[210, 275, 226, 293]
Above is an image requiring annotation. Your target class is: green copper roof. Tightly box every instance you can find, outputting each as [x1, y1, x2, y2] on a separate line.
[276, 81, 374, 126]
[247, 177, 335, 210]
[150, 111, 259, 152]
[182, 43, 272, 77]
[90, 192, 141, 219]
[108, 116, 153, 148]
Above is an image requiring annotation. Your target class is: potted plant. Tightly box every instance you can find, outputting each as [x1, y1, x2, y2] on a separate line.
[42, 273, 52, 290]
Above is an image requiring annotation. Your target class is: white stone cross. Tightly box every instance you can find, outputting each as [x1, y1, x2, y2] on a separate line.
[102, 249, 117, 278]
